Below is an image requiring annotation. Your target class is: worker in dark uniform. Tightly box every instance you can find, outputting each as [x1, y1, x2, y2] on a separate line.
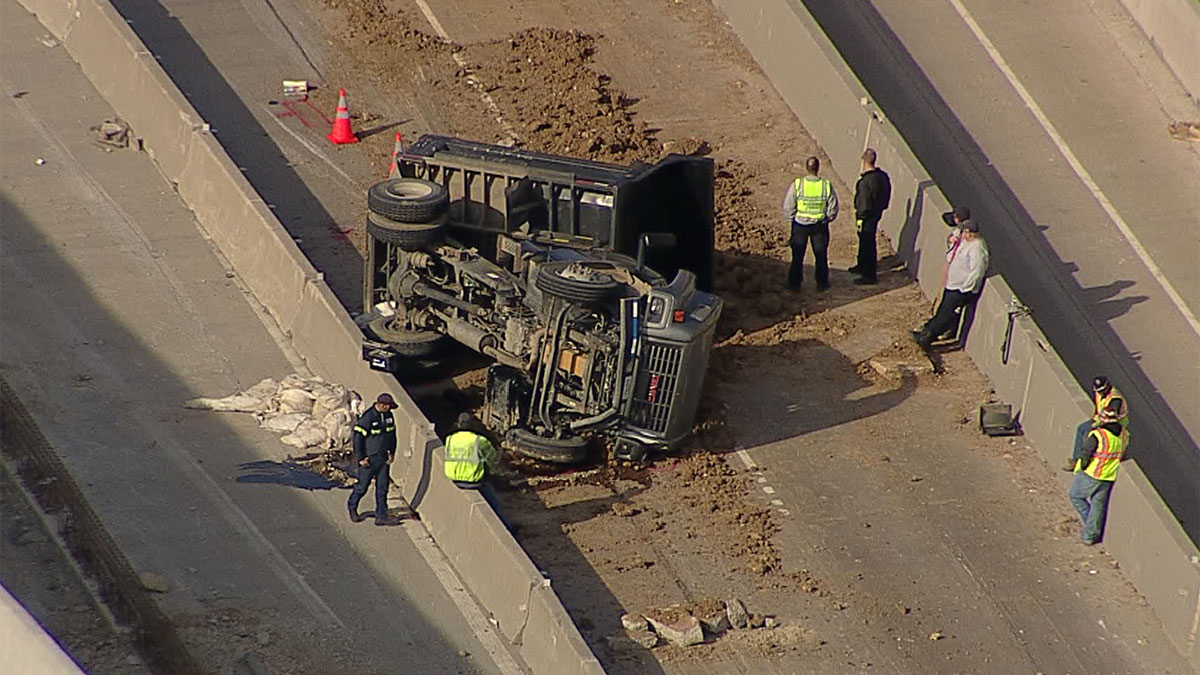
[348, 393, 398, 526]
[443, 413, 511, 532]
[849, 148, 891, 285]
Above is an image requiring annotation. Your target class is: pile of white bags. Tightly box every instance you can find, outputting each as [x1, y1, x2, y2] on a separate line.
[185, 375, 364, 451]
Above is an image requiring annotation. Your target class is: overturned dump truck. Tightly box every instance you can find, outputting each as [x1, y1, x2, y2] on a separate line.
[361, 135, 722, 464]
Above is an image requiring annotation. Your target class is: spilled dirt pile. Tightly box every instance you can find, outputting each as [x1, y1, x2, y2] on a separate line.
[460, 28, 663, 163]
[673, 454, 780, 576]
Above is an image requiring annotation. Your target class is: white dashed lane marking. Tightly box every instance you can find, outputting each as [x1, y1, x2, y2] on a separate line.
[736, 448, 789, 514]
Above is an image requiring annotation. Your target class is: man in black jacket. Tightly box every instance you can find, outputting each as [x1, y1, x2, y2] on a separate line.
[348, 393, 398, 526]
[849, 148, 892, 285]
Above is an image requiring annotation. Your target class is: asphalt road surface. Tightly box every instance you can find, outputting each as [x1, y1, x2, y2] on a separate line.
[0, 3, 521, 672]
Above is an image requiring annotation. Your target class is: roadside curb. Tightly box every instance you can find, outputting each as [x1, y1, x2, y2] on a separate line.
[0, 379, 204, 675]
[713, 0, 1200, 668]
[13, 0, 602, 672]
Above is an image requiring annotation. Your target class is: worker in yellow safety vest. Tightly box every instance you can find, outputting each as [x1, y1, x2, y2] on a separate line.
[1067, 403, 1128, 545]
[443, 413, 511, 531]
[1065, 375, 1129, 471]
[782, 156, 839, 292]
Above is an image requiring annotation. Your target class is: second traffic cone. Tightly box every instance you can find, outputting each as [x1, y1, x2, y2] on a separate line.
[387, 132, 404, 177]
[327, 89, 359, 145]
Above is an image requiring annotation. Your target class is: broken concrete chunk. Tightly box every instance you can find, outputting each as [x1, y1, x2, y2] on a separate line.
[725, 597, 749, 629]
[626, 629, 658, 649]
[748, 612, 766, 629]
[699, 609, 730, 636]
[646, 614, 704, 647]
[620, 612, 649, 632]
[764, 616, 780, 629]
[606, 633, 647, 653]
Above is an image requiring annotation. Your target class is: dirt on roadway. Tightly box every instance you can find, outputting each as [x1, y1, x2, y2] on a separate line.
[284, 0, 1184, 672]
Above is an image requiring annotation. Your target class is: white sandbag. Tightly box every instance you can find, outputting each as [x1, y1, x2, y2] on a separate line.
[281, 420, 329, 449]
[243, 378, 279, 401]
[184, 393, 266, 413]
[259, 412, 309, 433]
[310, 383, 346, 420]
[309, 381, 344, 401]
[348, 392, 365, 418]
[277, 388, 315, 414]
[322, 409, 354, 448]
[279, 374, 312, 391]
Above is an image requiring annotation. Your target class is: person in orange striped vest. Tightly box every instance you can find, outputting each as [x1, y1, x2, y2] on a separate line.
[1067, 402, 1128, 545]
[1063, 375, 1128, 472]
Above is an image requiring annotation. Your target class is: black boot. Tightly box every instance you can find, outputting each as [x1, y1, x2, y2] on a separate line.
[908, 328, 933, 350]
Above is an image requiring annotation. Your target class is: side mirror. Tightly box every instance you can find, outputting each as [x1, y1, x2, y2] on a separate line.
[636, 233, 678, 271]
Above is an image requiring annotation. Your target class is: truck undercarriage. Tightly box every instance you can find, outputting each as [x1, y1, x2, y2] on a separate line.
[361, 136, 722, 463]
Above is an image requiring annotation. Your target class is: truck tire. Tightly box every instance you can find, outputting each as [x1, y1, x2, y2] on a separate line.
[506, 428, 590, 464]
[535, 261, 618, 304]
[368, 317, 445, 357]
[367, 178, 449, 223]
[366, 212, 446, 251]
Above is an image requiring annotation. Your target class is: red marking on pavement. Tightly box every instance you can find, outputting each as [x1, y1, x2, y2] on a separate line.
[332, 227, 356, 243]
[303, 99, 334, 126]
[277, 100, 312, 129]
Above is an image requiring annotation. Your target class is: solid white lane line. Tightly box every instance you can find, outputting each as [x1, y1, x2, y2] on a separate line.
[948, 0, 1200, 339]
[410, 0, 519, 144]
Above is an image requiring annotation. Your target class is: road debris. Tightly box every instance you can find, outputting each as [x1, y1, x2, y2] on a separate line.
[91, 118, 131, 148]
[185, 375, 362, 451]
[1167, 121, 1200, 142]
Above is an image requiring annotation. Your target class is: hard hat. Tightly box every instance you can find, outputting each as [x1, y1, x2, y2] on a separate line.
[1092, 376, 1110, 393]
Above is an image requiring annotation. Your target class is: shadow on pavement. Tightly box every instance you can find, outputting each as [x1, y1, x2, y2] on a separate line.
[236, 460, 343, 490]
[106, 0, 365, 310]
[708, 337, 917, 449]
[0, 194, 498, 672]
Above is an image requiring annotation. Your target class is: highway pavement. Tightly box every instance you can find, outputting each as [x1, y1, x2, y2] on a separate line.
[0, 2, 521, 672]
[801, 0, 1200, 539]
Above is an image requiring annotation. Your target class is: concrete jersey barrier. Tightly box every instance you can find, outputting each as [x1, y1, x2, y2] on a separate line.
[1116, 0, 1200, 100]
[713, 0, 1200, 668]
[0, 586, 84, 675]
[16, 0, 604, 671]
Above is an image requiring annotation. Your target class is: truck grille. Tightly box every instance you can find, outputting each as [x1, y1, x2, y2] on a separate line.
[628, 341, 682, 434]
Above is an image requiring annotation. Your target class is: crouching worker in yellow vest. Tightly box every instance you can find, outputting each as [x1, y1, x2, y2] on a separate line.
[444, 413, 512, 532]
[1067, 403, 1128, 546]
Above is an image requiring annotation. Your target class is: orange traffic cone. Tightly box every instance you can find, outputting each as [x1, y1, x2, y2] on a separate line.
[327, 89, 359, 145]
[387, 132, 404, 177]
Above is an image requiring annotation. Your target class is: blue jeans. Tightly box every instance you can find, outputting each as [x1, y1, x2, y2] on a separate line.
[454, 480, 513, 533]
[1068, 471, 1114, 544]
[348, 454, 390, 519]
[1071, 419, 1095, 466]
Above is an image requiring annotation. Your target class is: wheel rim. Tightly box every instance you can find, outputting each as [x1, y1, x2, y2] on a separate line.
[386, 181, 435, 200]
